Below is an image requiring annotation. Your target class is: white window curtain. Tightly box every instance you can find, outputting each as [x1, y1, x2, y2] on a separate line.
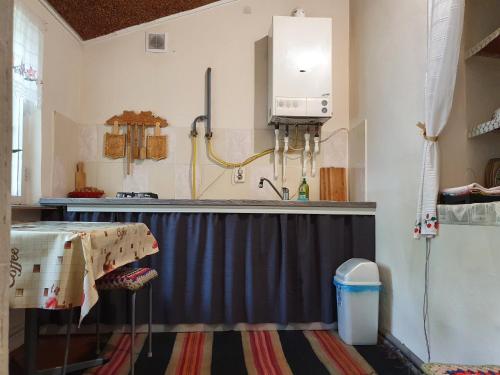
[13, 1, 43, 105]
[11, 0, 43, 198]
[414, 0, 464, 238]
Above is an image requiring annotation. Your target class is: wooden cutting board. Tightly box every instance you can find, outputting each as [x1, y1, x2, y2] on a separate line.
[104, 122, 125, 159]
[139, 124, 147, 160]
[75, 162, 86, 191]
[133, 124, 140, 159]
[320, 167, 347, 201]
[147, 123, 167, 160]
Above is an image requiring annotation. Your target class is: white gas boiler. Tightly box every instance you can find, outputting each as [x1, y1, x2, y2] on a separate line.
[268, 15, 332, 125]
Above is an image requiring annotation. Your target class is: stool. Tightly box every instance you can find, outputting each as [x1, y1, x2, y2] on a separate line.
[95, 267, 158, 375]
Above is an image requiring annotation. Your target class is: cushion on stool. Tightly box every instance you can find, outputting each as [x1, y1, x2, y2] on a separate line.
[96, 267, 158, 291]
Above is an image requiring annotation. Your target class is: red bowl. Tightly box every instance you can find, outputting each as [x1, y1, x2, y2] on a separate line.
[67, 191, 104, 198]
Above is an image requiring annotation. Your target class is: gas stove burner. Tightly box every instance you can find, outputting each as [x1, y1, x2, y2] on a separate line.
[116, 192, 134, 198]
[116, 192, 158, 199]
[136, 192, 158, 199]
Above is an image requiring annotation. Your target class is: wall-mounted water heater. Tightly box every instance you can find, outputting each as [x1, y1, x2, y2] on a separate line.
[268, 15, 332, 125]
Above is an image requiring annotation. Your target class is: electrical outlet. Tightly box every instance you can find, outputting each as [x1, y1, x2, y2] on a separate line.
[233, 167, 245, 184]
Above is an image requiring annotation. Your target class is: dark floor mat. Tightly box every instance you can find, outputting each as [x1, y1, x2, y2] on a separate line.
[355, 343, 423, 375]
[11, 330, 422, 375]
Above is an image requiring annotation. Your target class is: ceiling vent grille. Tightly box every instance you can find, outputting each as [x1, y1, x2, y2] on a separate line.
[146, 32, 167, 53]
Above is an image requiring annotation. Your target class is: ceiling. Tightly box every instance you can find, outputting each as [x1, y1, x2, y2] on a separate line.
[46, 0, 220, 41]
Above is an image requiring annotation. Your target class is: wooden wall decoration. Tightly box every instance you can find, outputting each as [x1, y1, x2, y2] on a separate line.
[106, 111, 168, 127]
[104, 111, 168, 174]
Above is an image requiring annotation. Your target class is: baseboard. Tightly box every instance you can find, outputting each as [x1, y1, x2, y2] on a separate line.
[379, 329, 424, 368]
[40, 322, 338, 335]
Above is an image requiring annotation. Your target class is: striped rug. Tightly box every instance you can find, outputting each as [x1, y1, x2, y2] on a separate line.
[84, 330, 376, 375]
[84, 333, 147, 375]
[422, 363, 500, 375]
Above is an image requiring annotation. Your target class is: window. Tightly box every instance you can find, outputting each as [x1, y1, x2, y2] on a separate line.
[11, 2, 43, 203]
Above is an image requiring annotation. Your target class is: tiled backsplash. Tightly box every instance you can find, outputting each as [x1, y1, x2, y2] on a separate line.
[52, 113, 347, 200]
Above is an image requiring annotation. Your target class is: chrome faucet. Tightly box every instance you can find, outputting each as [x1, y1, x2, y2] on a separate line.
[258, 177, 289, 200]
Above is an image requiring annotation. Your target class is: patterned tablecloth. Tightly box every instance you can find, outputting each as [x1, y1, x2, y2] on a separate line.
[438, 202, 500, 226]
[9, 221, 159, 323]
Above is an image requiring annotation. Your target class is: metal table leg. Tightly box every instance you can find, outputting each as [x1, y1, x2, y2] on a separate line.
[62, 308, 74, 375]
[148, 282, 152, 358]
[24, 308, 38, 375]
[95, 301, 100, 355]
[23, 307, 108, 375]
[130, 291, 136, 375]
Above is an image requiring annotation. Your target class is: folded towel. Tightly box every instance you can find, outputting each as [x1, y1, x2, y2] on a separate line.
[441, 183, 500, 196]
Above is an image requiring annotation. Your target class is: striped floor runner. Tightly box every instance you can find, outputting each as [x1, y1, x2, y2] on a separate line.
[84, 330, 376, 375]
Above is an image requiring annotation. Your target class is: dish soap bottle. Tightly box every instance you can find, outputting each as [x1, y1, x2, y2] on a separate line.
[298, 178, 309, 201]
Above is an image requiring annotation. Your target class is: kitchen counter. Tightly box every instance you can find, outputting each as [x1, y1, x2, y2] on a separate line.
[39, 197, 376, 325]
[39, 198, 376, 215]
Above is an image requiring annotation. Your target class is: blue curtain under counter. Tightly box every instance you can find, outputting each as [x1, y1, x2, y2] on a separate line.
[43, 209, 375, 325]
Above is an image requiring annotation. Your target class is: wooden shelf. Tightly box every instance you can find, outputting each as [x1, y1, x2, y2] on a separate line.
[466, 27, 500, 60]
[468, 117, 500, 138]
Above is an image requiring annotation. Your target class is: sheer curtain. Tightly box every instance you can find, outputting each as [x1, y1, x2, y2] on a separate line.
[11, 0, 43, 199]
[414, 0, 464, 238]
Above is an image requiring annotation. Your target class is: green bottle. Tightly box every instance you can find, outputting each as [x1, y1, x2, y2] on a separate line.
[298, 178, 309, 201]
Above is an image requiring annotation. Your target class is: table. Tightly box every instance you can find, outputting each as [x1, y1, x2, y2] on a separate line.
[9, 221, 159, 374]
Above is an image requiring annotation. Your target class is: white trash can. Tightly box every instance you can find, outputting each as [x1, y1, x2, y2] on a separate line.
[334, 258, 381, 345]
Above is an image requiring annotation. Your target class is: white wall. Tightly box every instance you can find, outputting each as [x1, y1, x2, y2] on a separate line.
[350, 0, 428, 360]
[69, 0, 350, 200]
[348, 119, 366, 201]
[23, 0, 83, 200]
[350, 0, 500, 364]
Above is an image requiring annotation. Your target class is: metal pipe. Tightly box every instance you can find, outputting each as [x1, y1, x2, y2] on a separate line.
[191, 67, 212, 138]
[303, 130, 310, 177]
[205, 67, 212, 139]
[274, 125, 280, 180]
[191, 115, 206, 137]
[283, 125, 289, 182]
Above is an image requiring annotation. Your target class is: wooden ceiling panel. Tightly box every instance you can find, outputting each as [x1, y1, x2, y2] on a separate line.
[46, 0, 220, 40]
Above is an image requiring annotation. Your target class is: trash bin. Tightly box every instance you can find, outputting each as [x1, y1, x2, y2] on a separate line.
[333, 258, 381, 345]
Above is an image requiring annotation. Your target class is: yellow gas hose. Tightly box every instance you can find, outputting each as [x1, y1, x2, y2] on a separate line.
[191, 136, 197, 199]
[191, 136, 273, 200]
[207, 138, 273, 168]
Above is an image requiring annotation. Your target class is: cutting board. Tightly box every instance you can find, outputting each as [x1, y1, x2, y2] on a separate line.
[139, 124, 147, 160]
[320, 167, 347, 201]
[75, 162, 86, 191]
[104, 122, 125, 159]
[133, 124, 140, 159]
[147, 123, 167, 160]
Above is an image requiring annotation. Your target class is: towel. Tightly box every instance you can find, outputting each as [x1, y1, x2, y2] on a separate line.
[441, 183, 500, 196]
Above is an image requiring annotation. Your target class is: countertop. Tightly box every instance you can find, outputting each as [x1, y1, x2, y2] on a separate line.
[39, 198, 376, 216]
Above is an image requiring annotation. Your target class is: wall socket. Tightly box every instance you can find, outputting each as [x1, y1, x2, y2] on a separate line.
[233, 167, 246, 183]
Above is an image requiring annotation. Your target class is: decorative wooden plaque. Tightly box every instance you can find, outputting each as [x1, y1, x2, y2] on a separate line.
[105, 111, 168, 127]
[103, 111, 169, 174]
